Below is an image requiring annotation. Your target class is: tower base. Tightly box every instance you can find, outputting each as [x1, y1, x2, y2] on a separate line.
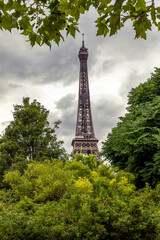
[72, 136, 99, 155]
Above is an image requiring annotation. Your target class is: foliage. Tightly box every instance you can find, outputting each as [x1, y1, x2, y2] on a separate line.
[65, 160, 92, 179]
[0, 157, 160, 239]
[3, 160, 72, 202]
[102, 68, 160, 188]
[0, 97, 66, 186]
[0, 0, 159, 47]
[72, 153, 102, 170]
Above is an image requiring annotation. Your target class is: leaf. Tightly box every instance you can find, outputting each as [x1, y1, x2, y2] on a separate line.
[36, 35, 41, 45]
[135, 0, 147, 11]
[29, 33, 36, 46]
[156, 7, 160, 14]
[68, 25, 76, 37]
[1, 14, 13, 32]
[19, 15, 30, 31]
[79, 6, 85, 14]
[109, 12, 121, 35]
[96, 20, 109, 36]
[114, 0, 125, 11]
[58, 0, 69, 13]
[151, 8, 156, 23]
[134, 18, 151, 39]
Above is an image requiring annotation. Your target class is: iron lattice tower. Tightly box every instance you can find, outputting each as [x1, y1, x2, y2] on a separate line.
[72, 35, 99, 155]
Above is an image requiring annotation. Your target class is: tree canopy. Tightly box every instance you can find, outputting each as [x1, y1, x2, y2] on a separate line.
[0, 97, 66, 185]
[102, 68, 160, 189]
[0, 0, 159, 47]
[0, 156, 160, 239]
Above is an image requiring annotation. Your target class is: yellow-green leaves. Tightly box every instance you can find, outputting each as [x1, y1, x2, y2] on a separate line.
[75, 177, 93, 194]
[1, 156, 160, 239]
[135, 0, 147, 11]
[4, 170, 21, 187]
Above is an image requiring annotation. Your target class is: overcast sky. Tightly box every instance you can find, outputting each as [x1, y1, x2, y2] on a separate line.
[0, 8, 160, 153]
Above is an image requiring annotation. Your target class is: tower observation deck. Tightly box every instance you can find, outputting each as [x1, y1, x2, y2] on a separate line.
[71, 35, 99, 155]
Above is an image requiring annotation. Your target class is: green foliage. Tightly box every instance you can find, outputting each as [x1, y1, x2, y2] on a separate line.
[0, 0, 159, 46]
[72, 153, 102, 170]
[3, 161, 72, 202]
[0, 158, 160, 239]
[0, 97, 66, 186]
[65, 160, 92, 179]
[102, 68, 160, 188]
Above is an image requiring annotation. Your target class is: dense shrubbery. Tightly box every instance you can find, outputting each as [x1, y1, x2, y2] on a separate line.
[0, 155, 160, 240]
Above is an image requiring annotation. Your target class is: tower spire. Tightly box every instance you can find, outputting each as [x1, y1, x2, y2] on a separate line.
[82, 33, 84, 47]
[71, 37, 99, 156]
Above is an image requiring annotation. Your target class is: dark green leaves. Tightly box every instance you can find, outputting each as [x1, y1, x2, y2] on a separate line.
[133, 17, 151, 39]
[102, 68, 160, 188]
[19, 15, 30, 31]
[114, 0, 125, 11]
[0, 97, 66, 182]
[95, 18, 109, 36]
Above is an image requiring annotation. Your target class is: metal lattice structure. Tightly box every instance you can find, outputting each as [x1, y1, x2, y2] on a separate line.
[72, 35, 99, 155]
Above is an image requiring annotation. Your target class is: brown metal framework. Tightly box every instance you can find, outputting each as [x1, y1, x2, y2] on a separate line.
[72, 35, 99, 155]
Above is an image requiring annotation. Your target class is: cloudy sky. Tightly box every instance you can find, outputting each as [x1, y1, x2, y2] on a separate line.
[0, 8, 160, 153]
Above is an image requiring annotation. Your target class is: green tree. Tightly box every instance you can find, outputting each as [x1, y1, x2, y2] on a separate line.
[0, 97, 66, 182]
[102, 68, 160, 188]
[0, 0, 159, 47]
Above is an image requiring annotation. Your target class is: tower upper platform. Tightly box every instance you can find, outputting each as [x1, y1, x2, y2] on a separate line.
[78, 34, 88, 61]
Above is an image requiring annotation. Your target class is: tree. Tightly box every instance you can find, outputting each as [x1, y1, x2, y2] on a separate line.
[0, 0, 159, 47]
[102, 68, 160, 188]
[0, 97, 66, 181]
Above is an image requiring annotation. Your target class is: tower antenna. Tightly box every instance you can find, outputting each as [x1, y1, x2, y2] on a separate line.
[82, 33, 84, 47]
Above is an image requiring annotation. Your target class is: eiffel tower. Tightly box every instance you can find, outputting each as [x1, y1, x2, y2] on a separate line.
[71, 35, 99, 155]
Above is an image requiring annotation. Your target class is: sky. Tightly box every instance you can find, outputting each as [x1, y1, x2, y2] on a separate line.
[0, 8, 160, 153]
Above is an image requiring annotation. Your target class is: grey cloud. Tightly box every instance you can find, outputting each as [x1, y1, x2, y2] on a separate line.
[49, 94, 77, 152]
[55, 94, 76, 110]
[119, 70, 153, 101]
[0, 33, 79, 86]
[34, 41, 79, 85]
[102, 60, 115, 72]
[92, 99, 125, 142]
[0, 48, 34, 80]
[55, 94, 77, 135]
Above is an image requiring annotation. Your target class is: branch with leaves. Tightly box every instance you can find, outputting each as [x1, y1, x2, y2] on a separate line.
[0, 0, 159, 47]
